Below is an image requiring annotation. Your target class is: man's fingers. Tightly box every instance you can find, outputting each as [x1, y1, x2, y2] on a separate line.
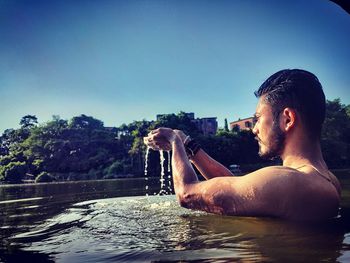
[144, 127, 175, 151]
[143, 137, 151, 144]
[150, 128, 160, 134]
[143, 135, 172, 151]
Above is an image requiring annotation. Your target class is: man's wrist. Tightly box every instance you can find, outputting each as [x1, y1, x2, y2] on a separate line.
[184, 136, 201, 158]
[171, 134, 182, 145]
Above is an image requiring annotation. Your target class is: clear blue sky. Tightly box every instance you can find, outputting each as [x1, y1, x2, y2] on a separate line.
[1, 0, 349, 133]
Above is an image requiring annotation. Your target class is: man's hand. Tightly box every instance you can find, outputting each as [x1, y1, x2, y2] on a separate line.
[173, 129, 187, 144]
[144, 127, 178, 151]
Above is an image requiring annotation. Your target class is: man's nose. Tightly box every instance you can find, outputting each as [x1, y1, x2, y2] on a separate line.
[252, 123, 258, 135]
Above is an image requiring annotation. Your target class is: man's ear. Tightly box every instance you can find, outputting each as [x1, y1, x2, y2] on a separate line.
[281, 108, 297, 132]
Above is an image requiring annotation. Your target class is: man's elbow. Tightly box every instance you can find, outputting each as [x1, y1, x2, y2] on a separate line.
[176, 188, 193, 208]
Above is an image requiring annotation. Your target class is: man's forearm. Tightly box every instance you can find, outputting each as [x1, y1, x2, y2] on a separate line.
[190, 149, 233, 179]
[171, 136, 199, 196]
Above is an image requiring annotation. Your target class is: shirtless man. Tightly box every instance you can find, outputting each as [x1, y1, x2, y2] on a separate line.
[144, 69, 341, 221]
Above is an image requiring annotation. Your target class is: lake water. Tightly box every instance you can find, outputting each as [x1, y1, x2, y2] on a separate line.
[1, 172, 350, 262]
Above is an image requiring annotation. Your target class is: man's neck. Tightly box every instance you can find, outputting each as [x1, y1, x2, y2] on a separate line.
[281, 139, 326, 169]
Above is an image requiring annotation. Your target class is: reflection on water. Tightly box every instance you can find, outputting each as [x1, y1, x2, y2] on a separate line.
[1, 173, 350, 262]
[2, 195, 349, 262]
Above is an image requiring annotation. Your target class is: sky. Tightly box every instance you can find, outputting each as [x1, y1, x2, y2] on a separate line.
[0, 0, 349, 133]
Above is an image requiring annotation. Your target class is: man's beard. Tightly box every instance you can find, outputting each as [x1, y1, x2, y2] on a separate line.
[258, 121, 285, 160]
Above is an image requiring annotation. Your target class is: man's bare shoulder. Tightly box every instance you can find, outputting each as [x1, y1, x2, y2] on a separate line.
[200, 166, 302, 217]
[240, 165, 340, 220]
[201, 166, 302, 195]
[187, 165, 338, 219]
[202, 165, 303, 203]
[238, 165, 302, 185]
[250, 165, 301, 175]
[230, 166, 309, 206]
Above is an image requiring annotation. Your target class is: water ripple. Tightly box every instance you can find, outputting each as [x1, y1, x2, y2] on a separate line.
[7, 195, 349, 262]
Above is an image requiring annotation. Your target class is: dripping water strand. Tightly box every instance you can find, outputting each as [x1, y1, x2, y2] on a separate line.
[144, 148, 173, 196]
[144, 147, 150, 196]
[158, 150, 166, 195]
[167, 151, 172, 193]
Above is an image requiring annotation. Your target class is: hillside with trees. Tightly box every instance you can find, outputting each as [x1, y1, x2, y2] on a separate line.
[0, 99, 349, 184]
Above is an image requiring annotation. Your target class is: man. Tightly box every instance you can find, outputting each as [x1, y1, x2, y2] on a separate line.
[144, 69, 341, 221]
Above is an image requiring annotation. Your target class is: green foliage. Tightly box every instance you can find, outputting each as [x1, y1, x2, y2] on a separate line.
[198, 129, 264, 168]
[69, 114, 104, 130]
[224, 118, 229, 132]
[0, 155, 15, 166]
[0, 128, 31, 156]
[32, 159, 44, 170]
[103, 160, 125, 178]
[150, 112, 200, 137]
[321, 99, 350, 168]
[20, 115, 38, 129]
[21, 116, 122, 177]
[35, 171, 54, 183]
[346, 104, 350, 118]
[1, 101, 349, 184]
[87, 168, 101, 180]
[0, 161, 27, 183]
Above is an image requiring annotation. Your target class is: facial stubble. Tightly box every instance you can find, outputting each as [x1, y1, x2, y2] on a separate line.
[258, 120, 285, 160]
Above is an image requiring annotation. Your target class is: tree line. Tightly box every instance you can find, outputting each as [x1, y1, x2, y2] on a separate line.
[0, 99, 349, 184]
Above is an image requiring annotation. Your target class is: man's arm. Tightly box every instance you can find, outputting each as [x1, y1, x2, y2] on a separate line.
[190, 149, 234, 179]
[173, 130, 233, 179]
[171, 131, 293, 217]
[146, 128, 286, 217]
[175, 164, 286, 217]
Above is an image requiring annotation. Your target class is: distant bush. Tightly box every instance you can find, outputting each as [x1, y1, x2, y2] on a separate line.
[67, 172, 87, 181]
[105, 160, 124, 176]
[0, 161, 28, 183]
[35, 171, 55, 183]
[87, 168, 99, 180]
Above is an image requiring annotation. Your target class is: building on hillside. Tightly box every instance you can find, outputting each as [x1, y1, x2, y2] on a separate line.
[156, 112, 195, 121]
[105, 127, 118, 133]
[194, 117, 218, 136]
[156, 112, 218, 136]
[229, 117, 255, 131]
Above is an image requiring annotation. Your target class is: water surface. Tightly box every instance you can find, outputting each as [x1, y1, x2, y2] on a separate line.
[1, 173, 350, 262]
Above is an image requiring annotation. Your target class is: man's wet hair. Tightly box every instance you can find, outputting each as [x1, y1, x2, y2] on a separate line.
[254, 69, 326, 139]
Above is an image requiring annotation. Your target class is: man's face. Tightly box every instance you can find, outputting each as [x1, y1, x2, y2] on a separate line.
[252, 98, 285, 160]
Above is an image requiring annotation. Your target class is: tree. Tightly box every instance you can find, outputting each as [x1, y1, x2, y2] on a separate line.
[0, 161, 28, 183]
[21, 115, 123, 180]
[151, 112, 200, 137]
[0, 129, 15, 156]
[1, 100, 349, 185]
[126, 120, 153, 175]
[104, 160, 125, 178]
[69, 114, 104, 130]
[224, 118, 229, 132]
[0, 127, 32, 162]
[345, 104, 350, 118]
[35, 171, 54, 183]
[321, 99, 350, 168]
[20, 115, 38, 129]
